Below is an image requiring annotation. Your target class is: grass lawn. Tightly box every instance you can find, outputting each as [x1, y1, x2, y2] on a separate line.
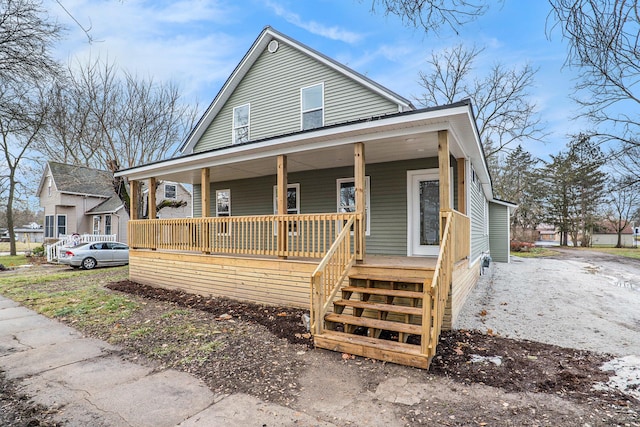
[511, 247, 559, 258]
[574, 246, 640, 260]
[0, 241, 42, 252]
[0, 255, 29, 267]
[0, 265, 134, 329]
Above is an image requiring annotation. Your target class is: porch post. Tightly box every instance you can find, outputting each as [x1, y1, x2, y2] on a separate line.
[148, 177, 156, 220]
[354, 142, 365, 261]
[201, 168, 211, 254]
[438, 130, 451, 241]
[456, 158, 466, 214]
[201, 168, 211, 217]
[277, 155, 288, 259]
[129, 180, 139, 220]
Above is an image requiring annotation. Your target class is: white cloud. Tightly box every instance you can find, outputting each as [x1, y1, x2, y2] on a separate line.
[51, 0, 247, 102]
[264, 0, 364, 44]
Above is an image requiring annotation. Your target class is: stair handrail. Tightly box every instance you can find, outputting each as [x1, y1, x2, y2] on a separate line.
[421, 211, 454, 357]
[310, 215, 357, 336]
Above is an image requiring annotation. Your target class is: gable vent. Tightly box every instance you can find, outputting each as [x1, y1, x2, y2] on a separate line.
[267, 40, 279, 53]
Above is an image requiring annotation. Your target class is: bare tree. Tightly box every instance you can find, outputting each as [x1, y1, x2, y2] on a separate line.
[36, 57, 199, 214]
[603, 176, 640, 248]
[0, 0, 61, 255]
[0, 80, 52, 255]
[416, 44, 546, 160]
[368, 0, 496, 34]
[0, 0, 62, 82]
[548, 0, 640, 149]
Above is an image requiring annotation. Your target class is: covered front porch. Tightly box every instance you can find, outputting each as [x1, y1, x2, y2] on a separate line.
[119, 107, 484, 368]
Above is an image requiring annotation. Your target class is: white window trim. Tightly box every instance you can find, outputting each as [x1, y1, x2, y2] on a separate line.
[45, 215, 54, 238]
[273, 183, 300, 236]
[216, 189, 231, 216]
[273, 183, 300, 215]
[232, 103, 250, 144]
[105, 214, 112, 235]
[56, 214, 67, 237]
[164, 183, 177, 200]
[47, 177, 52, 197]
[336, 176, 371, 236]
[300, 82, 324, 130]
[92, 215, 101, 235]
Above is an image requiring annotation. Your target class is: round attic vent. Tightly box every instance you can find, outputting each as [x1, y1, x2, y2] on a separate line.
[267, 40, 279, 53]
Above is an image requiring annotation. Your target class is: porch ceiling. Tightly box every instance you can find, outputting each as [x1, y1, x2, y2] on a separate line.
[162, 131, 442, 184]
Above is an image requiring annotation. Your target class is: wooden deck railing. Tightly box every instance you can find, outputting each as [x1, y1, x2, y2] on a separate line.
[450, 210, 470, 263]
[128, 213, 359, 259]
[309, 215, 358, 335]
[421, 211, 455, 357]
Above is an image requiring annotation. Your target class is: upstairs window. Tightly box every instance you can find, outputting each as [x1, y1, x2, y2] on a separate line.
[301, 83, 324, 130]
[233, 104, 250, 144]
[164, 184, 177, 199]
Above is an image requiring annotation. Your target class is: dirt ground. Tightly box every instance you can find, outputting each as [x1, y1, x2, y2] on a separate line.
[2, 250, 640, 426]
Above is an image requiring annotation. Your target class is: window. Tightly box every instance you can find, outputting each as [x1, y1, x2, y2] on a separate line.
[57, 215, 67, 237]
[337, 177, 371, 235]
[216, 189, 230, 217]
[301, 83, 323, 130]
[93, 216, 101, 234]
[273, 184, 300, 235]
[105, 215, 112, 235]
[216, 189, 231, 235]
[47, 177, 52, 197]
[273, 184, 300, 215]
[45, 215, 54, 238]
[233, 104, 250, 144]
[164, 184, 177, 199]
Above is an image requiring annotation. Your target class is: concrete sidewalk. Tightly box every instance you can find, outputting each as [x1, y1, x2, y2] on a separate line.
[0, 296, 335, 427]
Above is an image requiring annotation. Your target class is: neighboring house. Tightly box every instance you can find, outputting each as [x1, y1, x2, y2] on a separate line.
[115, 27, 515, 369]
[37, 161, 191, 245]
[37, 162, 125, 242]
[14, 223, 44, 244]
[592, 223, 635, 247]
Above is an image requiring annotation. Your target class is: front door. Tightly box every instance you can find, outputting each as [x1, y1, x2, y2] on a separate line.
[408, 169, 441, 256]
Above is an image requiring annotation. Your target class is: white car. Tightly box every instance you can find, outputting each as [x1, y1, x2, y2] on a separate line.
[59, 241, 129, 270]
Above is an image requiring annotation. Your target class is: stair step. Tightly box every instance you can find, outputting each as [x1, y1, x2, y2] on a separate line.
[325, 313, 422, 335]
[314, 331, 430, 369]
[341, 286, 423, 300]
[349, 273, 428, 284]
[333, 300, 422, 316]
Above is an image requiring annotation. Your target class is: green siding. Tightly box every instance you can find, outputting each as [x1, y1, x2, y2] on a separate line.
[192, 157, 453, 256]
[469, 168, 489, 261]
[194, 40, 399, 153]
[489, 203, 510, 263]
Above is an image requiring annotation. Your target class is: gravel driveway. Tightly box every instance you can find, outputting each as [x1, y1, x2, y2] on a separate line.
[456, 249, 640, 356]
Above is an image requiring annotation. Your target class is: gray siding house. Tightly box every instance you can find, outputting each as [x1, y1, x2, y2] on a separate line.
[116, 27, 514, 368]
[38, 162, 191, 244]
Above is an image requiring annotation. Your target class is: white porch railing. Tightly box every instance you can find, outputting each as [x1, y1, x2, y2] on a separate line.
[46, 234, 117, 263]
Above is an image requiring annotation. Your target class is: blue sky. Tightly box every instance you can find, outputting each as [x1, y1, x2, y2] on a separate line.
[51, 0, 587, 161]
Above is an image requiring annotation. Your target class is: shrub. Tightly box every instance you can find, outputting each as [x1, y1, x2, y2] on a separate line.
[511, 240, 535, 252]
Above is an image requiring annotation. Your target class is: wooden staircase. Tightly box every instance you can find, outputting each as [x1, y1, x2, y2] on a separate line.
[313, 263, 435, 369]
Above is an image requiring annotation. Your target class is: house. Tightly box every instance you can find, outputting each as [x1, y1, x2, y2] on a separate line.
[14, 223, 44, 244]
[592, 222, 635, 247]
[37, 161, 191, 245]
[115, 26, 515, 369]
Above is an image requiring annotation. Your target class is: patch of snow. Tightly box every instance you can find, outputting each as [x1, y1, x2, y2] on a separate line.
[469, 354, 502, 366]
[593, 355, 640, 401]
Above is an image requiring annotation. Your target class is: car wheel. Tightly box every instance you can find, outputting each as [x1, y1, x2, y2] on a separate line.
[82, 257, 97, 270]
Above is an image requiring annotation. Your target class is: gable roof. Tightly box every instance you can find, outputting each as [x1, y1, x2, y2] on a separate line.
[38, 161, 115, 198]
[86, 195, 125, 214]
[179, 26, 415, 155]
